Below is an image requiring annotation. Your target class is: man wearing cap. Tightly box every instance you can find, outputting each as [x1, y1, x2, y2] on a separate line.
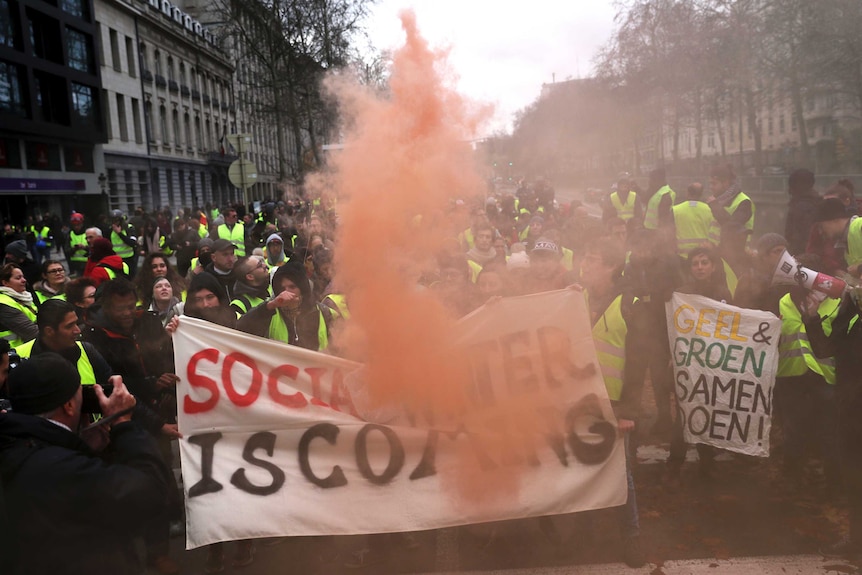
[0, 352, 172, 575]
[4, 238, 41, 286]
[204, 238, 238, 300]
[66, 212, 88, 277]
[815, 197, 862, 277]
[524, 238, 569, 293]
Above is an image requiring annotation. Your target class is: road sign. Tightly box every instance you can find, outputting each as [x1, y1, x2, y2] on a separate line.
[228, 158, 258, 190]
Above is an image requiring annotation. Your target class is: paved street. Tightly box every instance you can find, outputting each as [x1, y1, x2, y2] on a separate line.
[163, 432, 858, 574]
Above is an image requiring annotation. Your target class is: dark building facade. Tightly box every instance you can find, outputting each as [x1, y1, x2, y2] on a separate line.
[0, 0, 107, 223]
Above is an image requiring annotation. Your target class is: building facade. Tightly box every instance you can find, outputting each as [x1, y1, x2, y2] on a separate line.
[0, 0, 106, 223]
[96, 0, 241, 215]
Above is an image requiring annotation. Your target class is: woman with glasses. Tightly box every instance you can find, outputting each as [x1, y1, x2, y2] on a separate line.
[33, 259, 68, 306]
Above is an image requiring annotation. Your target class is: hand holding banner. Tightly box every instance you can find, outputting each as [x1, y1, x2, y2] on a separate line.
[174, 290, 628, 549]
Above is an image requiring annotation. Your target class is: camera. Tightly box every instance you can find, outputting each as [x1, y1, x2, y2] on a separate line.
[81, 383, 113, 414]
[0, 398, 12, 412]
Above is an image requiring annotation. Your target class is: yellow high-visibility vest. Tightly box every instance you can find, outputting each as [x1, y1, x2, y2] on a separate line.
[644, 185, 676, 230]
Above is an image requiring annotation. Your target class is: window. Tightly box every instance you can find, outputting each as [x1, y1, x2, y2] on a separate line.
[139, 42, 148, 72]
[67, 27, 93, 73]
[167, 56, 174, 82]
[1, 0, 22, 49]
[172, 108, 179, 147]
[179, 62, 186, 85]
[0, 60, 26, 117]
[767, 117, 773, 136]
[153, 50, 161, 76]
[132, 98, 142, 143]
[779, 115, 785, 134]
[195, 115, 202, 149]
[792, 115, 797, 132]
[0, 137, 22, 168]
[184, 112, 190, 149]
[144, 100, 152, 141]
[60, 0, 86, 18]
[159, 104, 167, 143]
[125, 36, 135, 77]
[64, 145, 93, 172]
[34, 71, 69, 124]
[25, 141, 61, 170]
[71, 83, 94, 124]
[108, 29, 120, 71]
[116, 94, 127, 141]
[28, 9, 63, 64]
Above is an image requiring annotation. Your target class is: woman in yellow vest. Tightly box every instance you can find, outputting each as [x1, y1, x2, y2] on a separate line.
[0, 263, 39, 348]
[33, 259, 69, 306]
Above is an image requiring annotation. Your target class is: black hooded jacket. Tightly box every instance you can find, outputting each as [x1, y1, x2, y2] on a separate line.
[237, 261, 333, 351]
[185, 271, 237, 328]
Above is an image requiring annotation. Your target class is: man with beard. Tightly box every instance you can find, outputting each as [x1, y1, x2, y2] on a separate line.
[230, 256, 272, 319]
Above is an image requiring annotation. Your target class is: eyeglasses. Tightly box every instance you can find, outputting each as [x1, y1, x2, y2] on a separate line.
[46, 268, 65, 274]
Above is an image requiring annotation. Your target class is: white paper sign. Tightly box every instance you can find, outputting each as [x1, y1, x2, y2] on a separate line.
[666, 292, 780, 457]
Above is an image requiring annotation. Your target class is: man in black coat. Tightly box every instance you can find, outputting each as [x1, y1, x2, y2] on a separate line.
[784, 168, 822, 256]
[0, 353, 172, 575]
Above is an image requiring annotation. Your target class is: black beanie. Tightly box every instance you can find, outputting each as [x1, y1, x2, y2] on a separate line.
[813, 198, 850, 223]
[8, 352, 81, 415]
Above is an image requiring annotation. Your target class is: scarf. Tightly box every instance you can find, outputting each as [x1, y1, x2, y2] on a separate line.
[466, 246, 497, 267]
[712, 183, 741, 208]
[0, 285, 34, 306]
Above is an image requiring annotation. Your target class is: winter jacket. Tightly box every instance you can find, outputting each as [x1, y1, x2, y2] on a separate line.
[0, 414, 172, 575]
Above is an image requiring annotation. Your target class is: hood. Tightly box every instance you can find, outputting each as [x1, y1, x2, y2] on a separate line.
[96, 254, 125, 270]
[272, 260, 312, 308]
[90, 238, 115, 261]
[187, 271, 231, 307]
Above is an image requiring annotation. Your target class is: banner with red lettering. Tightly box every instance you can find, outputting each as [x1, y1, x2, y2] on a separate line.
[174, 290, 627, 549]
[666, 292, 780, 457]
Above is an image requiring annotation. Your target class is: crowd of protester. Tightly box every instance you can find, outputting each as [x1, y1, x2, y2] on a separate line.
[1, 164, 862, 573]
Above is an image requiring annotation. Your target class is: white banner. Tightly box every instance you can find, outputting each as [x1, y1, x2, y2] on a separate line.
[665, 292, 780, 457]
[174, 290, 627, 549]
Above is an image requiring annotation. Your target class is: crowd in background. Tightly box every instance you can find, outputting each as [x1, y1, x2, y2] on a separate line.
[2, 162, 862, 573]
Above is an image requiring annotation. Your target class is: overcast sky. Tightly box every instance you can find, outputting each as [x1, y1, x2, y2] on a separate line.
[365, 1, 619, 136]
